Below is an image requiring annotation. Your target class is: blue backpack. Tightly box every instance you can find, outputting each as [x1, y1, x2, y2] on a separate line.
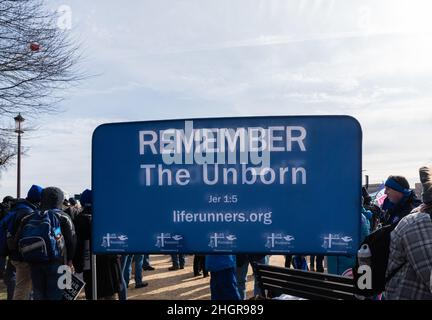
[17, 209, 64, 263]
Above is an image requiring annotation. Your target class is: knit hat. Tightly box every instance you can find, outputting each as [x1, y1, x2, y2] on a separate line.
[40, 187, 64, 210]
[80, 189, 92, 207]
[2, 196, 14, 204]
[26, 184, 43, 203]
[419, 166, 432, 204]
[385, 175, 410, 194]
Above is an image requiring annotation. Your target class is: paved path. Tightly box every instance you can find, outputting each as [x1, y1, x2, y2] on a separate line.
[128, 255, 287, 300]
[0, 255, 289, 300]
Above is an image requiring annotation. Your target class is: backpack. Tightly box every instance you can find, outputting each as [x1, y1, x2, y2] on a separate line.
[353, 223, 401, 296]
[17, 209, 65, 263]
[5, 205, 34, 254]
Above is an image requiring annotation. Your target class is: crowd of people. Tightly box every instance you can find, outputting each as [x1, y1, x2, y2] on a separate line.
[0, 165, 431, 300]
[201, 166, 432, 300]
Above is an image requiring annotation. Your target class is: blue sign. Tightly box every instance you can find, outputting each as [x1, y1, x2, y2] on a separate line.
[92, 116, 362, 254]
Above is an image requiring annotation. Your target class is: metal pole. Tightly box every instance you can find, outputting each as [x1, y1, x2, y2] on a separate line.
[17, 131, 21, 198]
[92, 254, 97, 300]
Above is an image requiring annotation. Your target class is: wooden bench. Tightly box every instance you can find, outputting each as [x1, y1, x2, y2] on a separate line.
[252, 263, 357, 300]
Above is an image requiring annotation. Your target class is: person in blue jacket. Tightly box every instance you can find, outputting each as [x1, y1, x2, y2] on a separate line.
[205, 255, 241, 300]
[7, 184, 43, 300]
[381, 175, 421, 226]
[327, 207, 371, 275]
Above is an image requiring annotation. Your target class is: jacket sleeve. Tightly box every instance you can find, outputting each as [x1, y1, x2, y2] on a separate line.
[72, 216, 84, 273]
[60, 212, 77, 262]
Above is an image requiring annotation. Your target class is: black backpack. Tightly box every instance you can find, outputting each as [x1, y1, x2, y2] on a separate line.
[353, 223, 402, 297]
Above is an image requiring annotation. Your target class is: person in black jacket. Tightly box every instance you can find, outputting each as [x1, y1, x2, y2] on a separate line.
[28, 186, 76, 300]
[73, 189, 122, 300]
[39, 187, 76, 264]
[381, 175, 421, 226]
[63, 198, 80, 221]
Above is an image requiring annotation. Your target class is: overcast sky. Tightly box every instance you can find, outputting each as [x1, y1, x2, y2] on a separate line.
[1, 0, 432, 198]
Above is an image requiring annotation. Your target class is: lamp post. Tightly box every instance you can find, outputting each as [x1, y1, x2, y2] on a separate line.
[362, 169, 368, 189]
[14, 113, 25, 198]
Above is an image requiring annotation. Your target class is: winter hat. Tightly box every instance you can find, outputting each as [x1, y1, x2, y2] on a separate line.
[26, 184, 43, 203]
[419, 166, 432, 204]
[385, 175, 410, 194]
[69, 198, 77, 206]
[2, 195, 14, 204]
[41, 187, 64, 210]
[80, 189, 92, 207]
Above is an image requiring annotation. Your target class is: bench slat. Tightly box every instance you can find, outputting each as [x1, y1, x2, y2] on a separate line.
[259, 269, 356, 293]
[253, 263, 356, 300]
[256, 263, 353, 285]
[261, 281, 355, 300]
[261, 276, 356, 300]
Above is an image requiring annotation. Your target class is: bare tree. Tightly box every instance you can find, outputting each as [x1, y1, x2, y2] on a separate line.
[0, 133, 14, 168]
[0, 0, 83, 170]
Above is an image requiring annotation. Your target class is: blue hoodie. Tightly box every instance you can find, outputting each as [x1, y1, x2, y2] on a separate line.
[26, 184, 43, 204]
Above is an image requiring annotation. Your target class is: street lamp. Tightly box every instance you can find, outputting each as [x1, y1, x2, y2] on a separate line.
[14, 113, 25, 198]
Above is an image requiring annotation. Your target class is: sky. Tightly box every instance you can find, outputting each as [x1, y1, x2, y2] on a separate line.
[1, 0, 432, 199]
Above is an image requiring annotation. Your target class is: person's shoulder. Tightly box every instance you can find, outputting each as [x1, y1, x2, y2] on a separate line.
[404, 211, 430, 222]
[53, 209, 73, 223]
[11, 202, 36, 221]
[411, 211, 432, 226]
[397, 211, 415, 225]
[13, 200, 35, 211]
[395, 211, 431, 234]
